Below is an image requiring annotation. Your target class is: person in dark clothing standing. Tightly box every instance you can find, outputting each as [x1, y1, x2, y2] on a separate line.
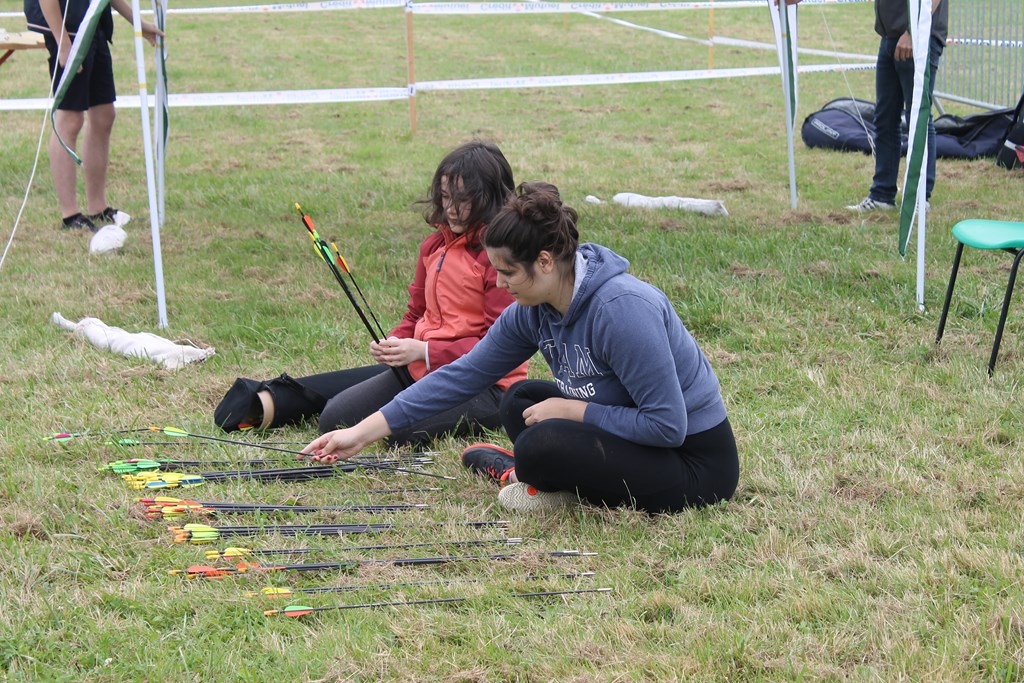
[846, 0, 948, 212]
[25, 0, 162, 231]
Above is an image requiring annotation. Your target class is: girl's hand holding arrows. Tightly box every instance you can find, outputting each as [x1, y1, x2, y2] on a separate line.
[370, 337, 427, 367]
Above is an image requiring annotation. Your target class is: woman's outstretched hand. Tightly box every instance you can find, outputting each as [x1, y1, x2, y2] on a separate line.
[298, 412, 393, 464]
[299, 429, 363, 464]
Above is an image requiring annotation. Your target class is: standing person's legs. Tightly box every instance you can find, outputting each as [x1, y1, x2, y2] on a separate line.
[45, 33, 103, 224]
[870, 37, 903, 205]
[50, 111, 85, 219]
[83, 103, 115, 216]
[81, 39, 116, 216]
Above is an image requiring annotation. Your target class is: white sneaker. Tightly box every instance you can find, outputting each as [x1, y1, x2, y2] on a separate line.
[498, 483, 578, 512]
[846, 197, 896, 212]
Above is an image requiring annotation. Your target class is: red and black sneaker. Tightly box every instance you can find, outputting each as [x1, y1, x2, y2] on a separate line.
[461, 443, 515, 483]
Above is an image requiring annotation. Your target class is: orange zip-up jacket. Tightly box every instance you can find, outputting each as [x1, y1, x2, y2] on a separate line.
[390, 225, 528, 389]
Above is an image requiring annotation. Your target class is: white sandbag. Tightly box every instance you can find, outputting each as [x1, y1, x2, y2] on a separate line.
[88, 209, 131, 254]
[51, 312, 215, 370]
[612, 192, 728, 217]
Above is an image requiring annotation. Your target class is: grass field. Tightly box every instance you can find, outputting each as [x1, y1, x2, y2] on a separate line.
[2, 2, 1023, 681]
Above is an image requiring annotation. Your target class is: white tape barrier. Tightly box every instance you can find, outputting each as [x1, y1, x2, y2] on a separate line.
[0, 62, 874, 111]
[159, 0, 403, 14]
[0, 86, 408, 111]
[1, 0, 870, 18]
[416, 62, 874, 91]
[713, 35, 873, 61]
[412, 0, 868, 14]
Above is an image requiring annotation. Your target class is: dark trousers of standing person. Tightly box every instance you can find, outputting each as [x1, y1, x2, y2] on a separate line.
[870, 35, 944, 205]
[499, 380, 739, 514]
[314, 366, 505, 447]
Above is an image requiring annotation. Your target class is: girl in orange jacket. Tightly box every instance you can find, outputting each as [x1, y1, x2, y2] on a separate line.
[215, 141, 527, 447]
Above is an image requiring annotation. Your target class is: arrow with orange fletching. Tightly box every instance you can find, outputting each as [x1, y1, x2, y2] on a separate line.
[138, 496, 428, 519]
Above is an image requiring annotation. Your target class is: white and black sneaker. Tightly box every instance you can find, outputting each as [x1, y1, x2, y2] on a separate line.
[846, 197, 897, 212]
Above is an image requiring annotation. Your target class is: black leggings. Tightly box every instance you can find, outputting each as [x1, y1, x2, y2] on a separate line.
[309, 366, 505, 448]
[501, 380, 739, 514]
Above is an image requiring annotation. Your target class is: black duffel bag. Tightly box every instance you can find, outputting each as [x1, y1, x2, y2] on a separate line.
[996, 90, 1024, 171]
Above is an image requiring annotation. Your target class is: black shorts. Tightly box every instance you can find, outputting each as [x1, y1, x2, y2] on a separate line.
[45, 30, 116, 112]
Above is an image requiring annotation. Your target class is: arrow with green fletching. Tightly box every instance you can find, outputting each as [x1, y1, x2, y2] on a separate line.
[264, 588, 613, 618]
[169, 520, 509, 544]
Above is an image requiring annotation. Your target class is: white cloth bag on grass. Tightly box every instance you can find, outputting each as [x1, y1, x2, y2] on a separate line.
[51, 312, 215, 370]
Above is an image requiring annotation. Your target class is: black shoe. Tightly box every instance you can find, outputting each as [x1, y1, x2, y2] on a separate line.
[461, 443, 515, 482]
[86, 207, 120, 225]
[61, 213, 97, 232]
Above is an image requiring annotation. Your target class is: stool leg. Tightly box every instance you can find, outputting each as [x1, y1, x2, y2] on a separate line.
[988, 249, 1024, 376]
[936, 242, 964, 345]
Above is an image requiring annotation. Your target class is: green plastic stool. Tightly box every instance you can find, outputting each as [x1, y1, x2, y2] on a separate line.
[936, 219, 1024, 375]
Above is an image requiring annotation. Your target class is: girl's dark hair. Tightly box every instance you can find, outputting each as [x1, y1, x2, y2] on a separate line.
[422, 140, 515, 246]
[482, 182, 579, 273]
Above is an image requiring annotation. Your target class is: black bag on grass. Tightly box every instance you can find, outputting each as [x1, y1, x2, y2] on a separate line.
[801, 98, 885, 155]
[934, 108, 1016, 159]
[214, 373, 327, 432]
[801, 97, 1014, 160]
[996, 90, 1024, 171]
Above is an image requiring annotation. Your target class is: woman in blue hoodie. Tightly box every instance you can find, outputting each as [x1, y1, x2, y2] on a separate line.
[303, 182, 739, 514]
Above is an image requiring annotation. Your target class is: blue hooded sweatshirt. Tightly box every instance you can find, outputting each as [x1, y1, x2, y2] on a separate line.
[380, 242, 727, 447]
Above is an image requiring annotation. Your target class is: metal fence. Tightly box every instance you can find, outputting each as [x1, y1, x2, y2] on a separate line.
[935, 0, 1024, 110]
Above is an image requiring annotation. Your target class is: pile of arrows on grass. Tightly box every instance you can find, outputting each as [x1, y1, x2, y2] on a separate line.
[58, 361, 610, 619]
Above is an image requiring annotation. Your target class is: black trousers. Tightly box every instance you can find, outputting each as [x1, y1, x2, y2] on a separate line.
[501, 380, 739, 514]
[308, 366, 505, 448]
